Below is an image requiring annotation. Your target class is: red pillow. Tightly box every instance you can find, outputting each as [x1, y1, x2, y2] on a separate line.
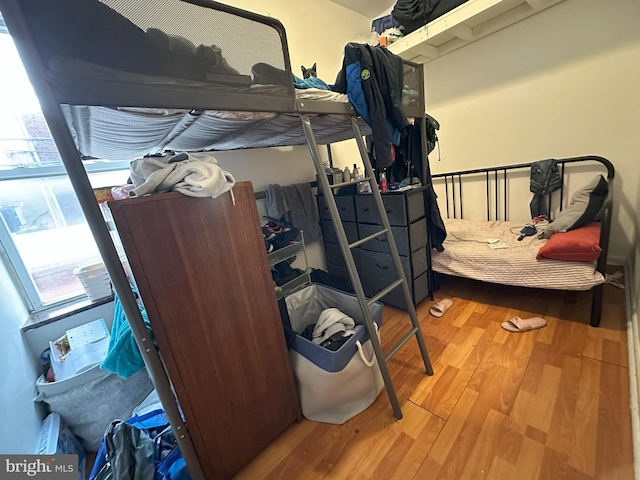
[536, 222, 602, 262]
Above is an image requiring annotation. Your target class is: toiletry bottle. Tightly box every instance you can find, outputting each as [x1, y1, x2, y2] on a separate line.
[380, 172, 387, 192]
[353, 165, 364, 193]
[343, 165, 351, 183]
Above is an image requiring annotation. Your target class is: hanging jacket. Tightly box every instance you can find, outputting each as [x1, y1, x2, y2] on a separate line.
[404, 119, 447, 251]
[333, 43, 409, 169]
[529, 159, 562, 218]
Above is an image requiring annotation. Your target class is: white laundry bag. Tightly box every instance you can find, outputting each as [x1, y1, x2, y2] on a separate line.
[284, 283, 384, 424]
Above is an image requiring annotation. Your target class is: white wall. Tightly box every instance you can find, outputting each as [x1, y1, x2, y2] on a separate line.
[212, 0, 371, 268]
[424, 0, 640, 263]
[0, 258, 43, 453]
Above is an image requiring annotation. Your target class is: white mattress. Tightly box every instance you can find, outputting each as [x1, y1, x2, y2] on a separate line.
[121, 88, 350, 119]
[432, 218, 605, 291]
[62, 88, 363, 160]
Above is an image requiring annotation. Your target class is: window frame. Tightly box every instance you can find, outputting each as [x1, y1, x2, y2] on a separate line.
[0, 17, 131, 312]
[0, 160, 131, 312]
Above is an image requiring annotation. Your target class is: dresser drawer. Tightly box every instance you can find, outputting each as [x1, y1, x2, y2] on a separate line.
[321, 219, 358, 244]
[361, 271, 429, 310]
[358, 218, 426, 256]
[412, 247, 428, 279]
[328, 263, 349, 280]
[355, 191, 425, 226]
[317, 195, 356, 222]
[361, 274, 410, 309]
[413, 271, 430, 306]
[358, 249, 410, 281]
[324, 242, 361, 269]
[358, 247, 427, 281]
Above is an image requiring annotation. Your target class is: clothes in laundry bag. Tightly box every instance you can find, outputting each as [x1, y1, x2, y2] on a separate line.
[312, 308, 356, 345]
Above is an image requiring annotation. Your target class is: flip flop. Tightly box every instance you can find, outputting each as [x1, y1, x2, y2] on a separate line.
[430, 299, 453, 318]
[501, 316, 547, 332]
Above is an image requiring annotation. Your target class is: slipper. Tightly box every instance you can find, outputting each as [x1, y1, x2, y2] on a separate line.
[430, 299, 453, 318]
[501, 316, 547, 332]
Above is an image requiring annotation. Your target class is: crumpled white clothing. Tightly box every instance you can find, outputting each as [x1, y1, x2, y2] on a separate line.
[130, 152, 235, 198]
[312, 308, 356, 345]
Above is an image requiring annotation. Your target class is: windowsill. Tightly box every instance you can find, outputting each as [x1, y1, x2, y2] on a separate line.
[21, 295, 114, 332]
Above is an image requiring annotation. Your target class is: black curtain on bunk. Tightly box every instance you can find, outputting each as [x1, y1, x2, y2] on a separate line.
[403, 118, 447, 252]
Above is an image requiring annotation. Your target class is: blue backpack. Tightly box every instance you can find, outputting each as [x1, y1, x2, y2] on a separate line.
[89, 409, 190, 480]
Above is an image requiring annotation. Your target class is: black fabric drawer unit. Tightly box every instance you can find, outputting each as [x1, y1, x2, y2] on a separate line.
[360, 271, 429, 309]
[325, 242, 361, 269]
[317, 188, 430, 310]
[358, 218, 427, 256]
[321, 219, 359, 244]
[317, 195, 356, 222]
[355, 190, 425, 226]
[358, 247, 427, 281]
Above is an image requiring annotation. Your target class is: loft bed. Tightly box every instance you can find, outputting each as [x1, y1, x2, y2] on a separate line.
[9, 0, 426, 159]
[0, 0, 433, 478]
[430, 156, 614, 328]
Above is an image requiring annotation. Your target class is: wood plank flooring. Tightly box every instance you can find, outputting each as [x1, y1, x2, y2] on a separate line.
[234, 274, 633, 480]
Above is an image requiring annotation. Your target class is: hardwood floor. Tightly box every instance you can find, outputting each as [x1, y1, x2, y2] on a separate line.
[234, 275, 634, 480]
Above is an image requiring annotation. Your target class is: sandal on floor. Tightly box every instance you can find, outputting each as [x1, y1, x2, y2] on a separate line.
[430, 299, 453, 318]
[501, 316, 547, 332]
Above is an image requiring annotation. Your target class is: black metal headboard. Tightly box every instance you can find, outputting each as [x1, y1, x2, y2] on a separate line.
[432, 156, 614, 221]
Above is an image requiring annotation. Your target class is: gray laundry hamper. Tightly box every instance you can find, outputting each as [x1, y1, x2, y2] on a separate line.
[283, 283, 384, 424]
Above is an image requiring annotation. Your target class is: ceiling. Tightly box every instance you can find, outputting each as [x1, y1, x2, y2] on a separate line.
[327, 0, 395, 19]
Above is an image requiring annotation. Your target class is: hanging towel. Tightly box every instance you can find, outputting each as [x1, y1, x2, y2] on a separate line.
[266, 182, 322, 243]
[284, 183, 322, 243]
[266, 184, 288, 218]
[130, 152, 235, 198]
[101, 293, 152, 379]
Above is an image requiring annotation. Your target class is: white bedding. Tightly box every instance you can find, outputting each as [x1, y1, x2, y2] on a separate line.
[62, 87, 369, 160]
[119, 88, 349, 121]
[432, 218, 605, 291]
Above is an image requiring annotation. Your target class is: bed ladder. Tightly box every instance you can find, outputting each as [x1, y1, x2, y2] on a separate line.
[300, 115, 434, 420]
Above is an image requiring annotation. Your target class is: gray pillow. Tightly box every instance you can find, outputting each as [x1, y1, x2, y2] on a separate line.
[541, 175, 608, 238]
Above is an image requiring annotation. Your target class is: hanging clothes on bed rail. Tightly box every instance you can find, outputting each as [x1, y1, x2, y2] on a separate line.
[529, 159, 562, 218]
[404, 118, 447, 251]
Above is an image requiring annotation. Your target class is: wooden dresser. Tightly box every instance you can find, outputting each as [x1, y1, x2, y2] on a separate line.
[107, 182, 300, 480]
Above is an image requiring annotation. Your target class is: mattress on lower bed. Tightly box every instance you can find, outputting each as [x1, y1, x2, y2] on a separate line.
[432, 218, 605, 291]
[62, 88, 364, 160]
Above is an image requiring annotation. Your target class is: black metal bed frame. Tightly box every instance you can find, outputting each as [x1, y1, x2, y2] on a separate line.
[430, 155, 615, 328]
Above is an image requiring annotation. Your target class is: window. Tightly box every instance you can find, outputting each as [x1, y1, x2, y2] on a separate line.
[0, 28, 130, 311]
